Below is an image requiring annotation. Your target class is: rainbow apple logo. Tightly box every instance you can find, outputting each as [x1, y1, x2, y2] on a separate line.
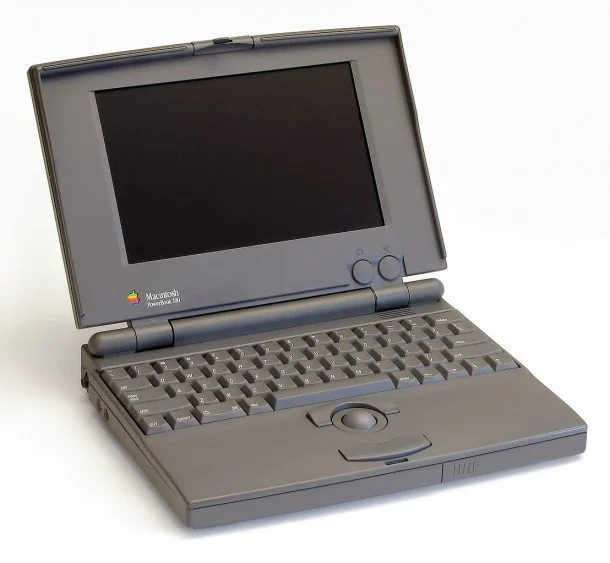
[126, 290, 140, 305]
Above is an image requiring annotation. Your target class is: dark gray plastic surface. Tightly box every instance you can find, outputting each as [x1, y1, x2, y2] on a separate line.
[29, 26, 446, 328]
[82, 299, 587, 528]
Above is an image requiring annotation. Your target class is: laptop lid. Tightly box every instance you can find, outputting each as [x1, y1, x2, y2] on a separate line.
[29, 26, 446, 329]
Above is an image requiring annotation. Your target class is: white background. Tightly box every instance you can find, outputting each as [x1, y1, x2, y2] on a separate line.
[1, 1, 608, 561]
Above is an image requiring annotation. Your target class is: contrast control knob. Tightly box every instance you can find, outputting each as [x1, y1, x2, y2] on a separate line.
[352, 259, 375, 284]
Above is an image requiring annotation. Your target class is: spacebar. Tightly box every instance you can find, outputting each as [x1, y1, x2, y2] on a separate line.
[269, 374, 394, 410]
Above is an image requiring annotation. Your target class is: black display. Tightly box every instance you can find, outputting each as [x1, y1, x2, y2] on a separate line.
[95, 63, 383, 264]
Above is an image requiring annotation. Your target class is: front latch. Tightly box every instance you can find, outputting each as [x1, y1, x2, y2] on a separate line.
[192, 36, 254, 55]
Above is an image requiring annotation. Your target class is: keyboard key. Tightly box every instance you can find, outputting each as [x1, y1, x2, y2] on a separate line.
[395, 342, 423, 357]
[321, 356, 350, 369]
[346, 364, 375, 378]
[346, 351, 375, 366]
[244, 381, 272, 397]
[279, 350, 307, 363]
[296, 360, 324, 374]
[111, 376, 151, 395]
[378, 333, 405, 347]
[424, 310, 463, 326]
[245, 368, 275, 382]
[397, 354, 424, 369]
[218, 373, 248, 388]
[255, 341, 283, 355]
[420, 352, 449, 365]
[402, 316, 428, 329]
[305, 345, 333, 359]
[190, 391, 219, 406]
[205, 350, 233, 363]
[191, 378, 222, 393]
[228, 358, 256, 373]
[179, 354, 206, 369]
[269, 365, 299, 379]
[486, 352, 518, 371]
[425, 325, 453, 339]
[138, 415, 172, 435]
[269, 374, 394, 410]
[121, 387, 168, 406]
[128, 363, 156, 378]
[354, 337, 383, 351]
[438, 362, 469, 379]
[218, 388, 245, 401]
[165, 382, 196, 397]
[443, 331, 487, 348]
[463, 357, 494, 376]
[305, 333, 333, 346]
[449, 321, 476, 334]
[166, 409, 199, 429]
[202, 363, 232, 377]
[153, 359, 181, 372]
[413, 366, 444, 384]
[129, 396, 192, 419]
[329, 328, 357, 342]
[377, 321, 403, 334]
[388, 371, 419, 388]
[447, 341, 501, 361]
[329, 341, 356, 355]
[269, 377, 298, 391]
[353, 325, 381, 338]
[254, 354, 282, 368]
[279, 337, 308, 350]
[294, 372, 323, 387]
[239, 397, 273, 415]
[370, 347, 398, 361]
[375, 359, 400, 373]
[193, 401, 246, 424]
[101, 368, 130, 385]
[319, 368, 349, 382]
[177, 367, 207, 383]
[406, 328, 428, 342]
[419, 339, 446, 353]
[230, 346, 258, 359]
[150, 372, 179, 387]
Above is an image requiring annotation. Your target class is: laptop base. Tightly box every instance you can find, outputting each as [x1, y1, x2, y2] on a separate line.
[83, 298, 586, 528]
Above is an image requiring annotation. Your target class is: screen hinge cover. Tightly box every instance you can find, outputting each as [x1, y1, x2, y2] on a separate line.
[88, 287, 376, 357]
[87, 279, 444, 357]
[373, 278, 444, 312]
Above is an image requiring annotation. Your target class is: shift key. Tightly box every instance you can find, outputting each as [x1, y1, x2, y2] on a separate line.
[447, 341, 501, 361]
[129, 396, 192, 419]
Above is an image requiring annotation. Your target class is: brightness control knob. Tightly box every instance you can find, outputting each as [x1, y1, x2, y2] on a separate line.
[378, 255, 401, 281]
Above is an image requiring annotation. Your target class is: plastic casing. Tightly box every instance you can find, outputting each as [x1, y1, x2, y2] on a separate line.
[28, 26, 446, 328]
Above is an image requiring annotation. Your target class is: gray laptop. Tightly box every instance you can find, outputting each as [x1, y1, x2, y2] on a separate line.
[28, 26, 586, 528]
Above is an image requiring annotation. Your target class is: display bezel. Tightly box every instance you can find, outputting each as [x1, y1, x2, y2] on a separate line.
[31, 30, 446, 328]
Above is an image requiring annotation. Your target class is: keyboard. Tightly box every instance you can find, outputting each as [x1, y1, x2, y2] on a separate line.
[100, 309, 519, 435]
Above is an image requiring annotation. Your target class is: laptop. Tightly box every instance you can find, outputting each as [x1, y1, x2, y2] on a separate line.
[28, 26, 587, 528]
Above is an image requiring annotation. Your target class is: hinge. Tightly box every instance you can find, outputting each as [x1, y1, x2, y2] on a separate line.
[87, 279, 444, 357]
[373, 278, 444, 312]
[373, 285, 409, 311]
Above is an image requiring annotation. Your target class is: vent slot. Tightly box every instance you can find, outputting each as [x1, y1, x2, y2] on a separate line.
[378, 307, 414, 319]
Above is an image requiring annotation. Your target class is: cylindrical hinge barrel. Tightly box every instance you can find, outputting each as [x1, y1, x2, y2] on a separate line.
[406, 278, 444, 305]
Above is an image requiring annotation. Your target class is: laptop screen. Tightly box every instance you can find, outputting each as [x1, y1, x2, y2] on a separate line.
[95, 62, 383, 264]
